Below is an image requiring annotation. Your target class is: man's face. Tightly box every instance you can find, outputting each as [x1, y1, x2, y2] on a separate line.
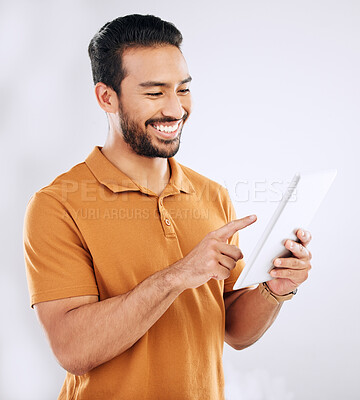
[117, 45, 192, 158]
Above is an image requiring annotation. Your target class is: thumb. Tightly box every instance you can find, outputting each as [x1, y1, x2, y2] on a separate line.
[212, 215, 257, 242]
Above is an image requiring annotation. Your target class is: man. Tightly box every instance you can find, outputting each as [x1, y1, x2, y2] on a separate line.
[23, 14, 312, 400]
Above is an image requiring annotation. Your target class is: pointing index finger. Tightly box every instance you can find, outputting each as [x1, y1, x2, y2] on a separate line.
[213, 215, 257, 242]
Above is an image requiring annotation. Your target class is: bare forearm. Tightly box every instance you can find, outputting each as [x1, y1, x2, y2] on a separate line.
[53, 266, 183, 375]
[225, 286, 282, 350]
[38, 216, 257, 375]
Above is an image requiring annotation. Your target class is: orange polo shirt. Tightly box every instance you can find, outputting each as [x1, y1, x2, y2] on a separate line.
[24, 146, 245, 400]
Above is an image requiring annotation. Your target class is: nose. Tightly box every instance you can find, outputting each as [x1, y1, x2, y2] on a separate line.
[161, 93, 185, 120]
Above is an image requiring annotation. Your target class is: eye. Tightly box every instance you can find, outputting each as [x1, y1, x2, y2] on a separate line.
[146, 92, 163, 97]
[178, 89, 190, 94]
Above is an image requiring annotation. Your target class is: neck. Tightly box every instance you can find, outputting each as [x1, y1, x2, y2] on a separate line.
[101, 133, 170, 196]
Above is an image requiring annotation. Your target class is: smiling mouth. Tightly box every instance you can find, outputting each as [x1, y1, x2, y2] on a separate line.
[150, 120, 182, 134]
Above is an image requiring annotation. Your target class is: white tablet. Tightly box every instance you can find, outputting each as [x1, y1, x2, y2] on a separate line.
[233, 169, 337, 290]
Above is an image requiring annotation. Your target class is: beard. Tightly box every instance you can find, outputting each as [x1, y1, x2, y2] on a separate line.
[118, 103, 188, 159]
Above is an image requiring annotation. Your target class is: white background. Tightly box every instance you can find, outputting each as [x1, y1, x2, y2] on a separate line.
[1, 1, 359, 399]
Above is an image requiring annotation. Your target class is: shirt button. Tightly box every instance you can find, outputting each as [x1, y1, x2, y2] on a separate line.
[164, 218, 171, 226]
[159, 198, 163, 205]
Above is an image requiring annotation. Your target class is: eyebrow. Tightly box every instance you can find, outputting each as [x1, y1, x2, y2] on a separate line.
[139, 76, 192, 88]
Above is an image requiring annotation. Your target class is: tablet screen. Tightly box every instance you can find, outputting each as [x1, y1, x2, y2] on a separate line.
[233, 169, 337, 290]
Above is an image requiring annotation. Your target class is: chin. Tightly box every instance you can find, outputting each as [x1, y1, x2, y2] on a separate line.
[154, 137, 181, 158]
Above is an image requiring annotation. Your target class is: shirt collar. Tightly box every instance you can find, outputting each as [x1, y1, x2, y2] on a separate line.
[85, 146, 195, 195]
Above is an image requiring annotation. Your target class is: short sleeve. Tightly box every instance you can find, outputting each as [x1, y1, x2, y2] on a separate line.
[23, 191, 99, 308]
[222, 189, 246, 293]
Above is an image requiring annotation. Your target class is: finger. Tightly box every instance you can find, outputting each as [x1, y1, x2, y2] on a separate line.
[296, 229, 312, 247]
[218, 254, 237, 270]
[211, 215, 257, 242]
[209, 264, 231, 280]
[270, 267, 309, 283]
[273, 257, 307, 270]
[218, 242, 243, 261]
[285, 240, 311, 260]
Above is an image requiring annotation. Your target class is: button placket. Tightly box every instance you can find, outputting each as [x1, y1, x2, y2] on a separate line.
[157, 196, 175, 236]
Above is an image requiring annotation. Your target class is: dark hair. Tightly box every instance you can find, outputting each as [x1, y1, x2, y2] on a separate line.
[88, 14, 183, 96]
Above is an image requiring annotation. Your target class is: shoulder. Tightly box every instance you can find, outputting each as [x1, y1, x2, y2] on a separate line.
[42, 161, 93, 197]
[25, 161, 95, 222]
[24, 162, 94, 243]
[29, 161, 94, 205]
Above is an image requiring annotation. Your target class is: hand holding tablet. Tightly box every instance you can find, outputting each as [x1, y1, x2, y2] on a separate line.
[233, 169, 337, 291]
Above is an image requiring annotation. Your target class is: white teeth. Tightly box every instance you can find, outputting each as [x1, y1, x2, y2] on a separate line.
[153, 122, 180, 133]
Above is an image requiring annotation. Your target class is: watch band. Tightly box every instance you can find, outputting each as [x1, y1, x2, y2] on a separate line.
[258, 282, 297, 305]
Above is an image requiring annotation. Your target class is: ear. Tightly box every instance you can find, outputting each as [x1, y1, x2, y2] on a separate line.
[94, 82, 119, 113]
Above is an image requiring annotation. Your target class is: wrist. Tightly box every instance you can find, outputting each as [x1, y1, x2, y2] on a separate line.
[258, 282, 297, 305]
[162, 263, 188, 294]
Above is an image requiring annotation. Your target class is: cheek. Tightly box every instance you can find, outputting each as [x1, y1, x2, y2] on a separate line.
[120, 93, 155, 120]
[181, 96, 192, 115]
[134, 101, 159, 122]
[123, 104, 154, 127]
